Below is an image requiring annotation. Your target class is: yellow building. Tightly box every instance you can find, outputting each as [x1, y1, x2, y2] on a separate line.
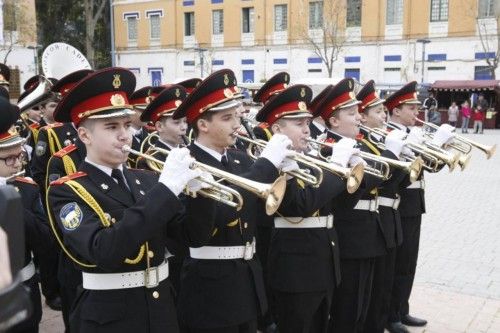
[111, 0, 499, 87]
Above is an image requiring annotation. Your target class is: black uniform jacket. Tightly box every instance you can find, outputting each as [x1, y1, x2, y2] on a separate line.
[128, 127, 150, 168]
[45, 138, 86, 187]
[268, 165, 344, 292]
[326, 130, 399, 259]
[31, 123, 78, 191]
[47, 162, 184, 332]
[177, 143, 279, 329]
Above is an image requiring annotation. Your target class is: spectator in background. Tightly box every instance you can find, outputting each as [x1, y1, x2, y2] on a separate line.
[447, 101, 459, 127]
[473, 106, 485, 134]
[461, 101, 472, 133]
[424, 92, 440, 125]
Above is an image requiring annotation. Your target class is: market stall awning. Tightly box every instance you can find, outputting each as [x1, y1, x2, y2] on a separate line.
[430, 80, 500, 92]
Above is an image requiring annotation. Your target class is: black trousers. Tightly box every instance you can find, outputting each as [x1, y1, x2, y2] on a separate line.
[58, 254, 82, 332]
[363, 248, 397, 333]
[8, 276, 42, 333]
[255, 226, 275, 329]
[187, 319, 257, 333]
[329, 257, 375, 333]
[389, 215, 422, 323]
[274, 290, 331, 333]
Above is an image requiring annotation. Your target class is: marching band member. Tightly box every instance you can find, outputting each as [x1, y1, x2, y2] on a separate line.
[46, 67, 202, 332]
[0, 97, 55, 332]
[172, 69, 290, 333]
[314, 78, 406, 332]
[309, 85, 333, 139]
[255, 84, 348, 333]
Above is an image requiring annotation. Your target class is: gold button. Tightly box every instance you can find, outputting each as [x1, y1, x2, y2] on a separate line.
[244, 222, 248, 229]
[152, 291, 159, 299]
[140, 190, 145, 195]
[148, 250, 154, 258]
[331, 241, 335, 246]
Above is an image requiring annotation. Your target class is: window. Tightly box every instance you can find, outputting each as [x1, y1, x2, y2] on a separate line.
[474, 66, 494, 80]
[478, 0, 495, 18]
[184, 12, 195, 36]
[212, 10, 224, 35]
[127, 17, 138, 41]
[344, 68, 360, 81]
[430, 0, 448, 22]
[428, 66, 446, 70]
[386, 0, 403, 25]
[149, 14, 161, 39]
[2, 0, 17, 31]
[309, 1, 323, 29]
[242, 7, 254, 33]
[346, 0, 362, 27]
[274, 4, 288, 31]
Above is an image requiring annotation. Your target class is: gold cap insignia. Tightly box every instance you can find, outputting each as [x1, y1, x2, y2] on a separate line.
[145, 95, 154, 104]
[0, 74, 5, 81]
[223, 74, 229, 86]
[234, 86, 241, 93]
[283, 83, 288, 89]
[284, 74, 288, 82]
[112, 74, 121, 89]
[374, 92, 379, 99]
[224, 88, 234, 98]
[349, 91, 356, 99]
[300, 88, 306, 98]
[298, 101, 307, 111]
[175, 88, 180, 97]
[110, 94, 126, 106]
[7, 125, 17, 136]
[175, 100, 182, 107]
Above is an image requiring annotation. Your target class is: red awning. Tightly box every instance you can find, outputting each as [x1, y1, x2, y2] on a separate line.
[430, 80, 500, 92]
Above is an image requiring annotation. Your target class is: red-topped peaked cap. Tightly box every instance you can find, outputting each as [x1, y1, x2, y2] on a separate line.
[310, 85, 334, 118]
[315, 78, 361, 121]
[53, 67, 136, 126]
[51, 69, 94, 98]
[172, 69, 243, 124]
[356, 80, 385, 112]
[141, 85, 187, 123]
[255, 84, 313, 126]
[175, 78, 202, 94]
[0, 97, 23, 148]
[383, 81, 421, 112]
[253, 72, 290, 104]
[129, 86, 165, 110]
[0, 63, 10, 86]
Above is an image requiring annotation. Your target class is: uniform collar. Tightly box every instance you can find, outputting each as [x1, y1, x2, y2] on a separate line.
[158, 138, 176, 150]
[388, 121, 409, 133]
[312, 120, 326, 133]
[84, 157, 124, 177]
[194, 141, 227, 163]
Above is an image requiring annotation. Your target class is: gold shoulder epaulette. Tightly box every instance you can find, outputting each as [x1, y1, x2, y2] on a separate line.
[53, 144, 77, 158]
[50, 171, 87, 185]
[15, 177, 37, 185]
[41, 122, 64, 130]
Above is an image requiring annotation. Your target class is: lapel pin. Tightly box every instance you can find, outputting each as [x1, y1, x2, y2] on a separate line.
[100, 183, 109, 190]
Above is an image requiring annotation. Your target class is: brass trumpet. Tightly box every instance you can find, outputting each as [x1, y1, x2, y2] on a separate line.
[414, 118, 496, 159]
[122, 145, 287, 215]
[233, 133, 324, 188]
[6, 170, 26, 182]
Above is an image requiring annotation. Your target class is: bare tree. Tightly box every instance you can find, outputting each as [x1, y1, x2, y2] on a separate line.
[297, 0, 347, 78]
[84, 0, 107, 68]
[475, 0, 500, 79]
[1, 0, 37, 64]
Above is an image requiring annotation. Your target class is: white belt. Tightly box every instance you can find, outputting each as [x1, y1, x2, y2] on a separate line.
[274, 215, 333, 229]
[190, 240, 256, 260]
[82, 260, 169, 290]
[378, 196, 401, 210]
[19, 260, 35, 282]
[354, 199, 379, 212]
[407, 180, 425, 189]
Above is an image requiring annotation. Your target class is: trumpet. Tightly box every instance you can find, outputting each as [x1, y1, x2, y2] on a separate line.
[233, 133, 324, 188]
[414, 118, 496, 159]
[122, 145, 287, 215]
[17, 76, 58, 113]
[6, 170, 26, 182]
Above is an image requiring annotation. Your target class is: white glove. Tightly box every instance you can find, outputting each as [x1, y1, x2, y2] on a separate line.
[348, 153, 366, 167]
[186, 170, 214, 195]
[159, 148, 202, 196]
[330, 138, 357, 168]
[401, 146, 415, 158]
[280, 158, 300, 173]
[405, 127, 425, 145]
[260, 134, 293, 168]
[0, 227, 12, 289]
[431, 124, 455, 147]
[384, 129, 406, 157]
[0, 177, 6, 186]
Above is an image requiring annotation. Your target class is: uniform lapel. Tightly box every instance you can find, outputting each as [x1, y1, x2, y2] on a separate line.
[123, 168, 144, 202]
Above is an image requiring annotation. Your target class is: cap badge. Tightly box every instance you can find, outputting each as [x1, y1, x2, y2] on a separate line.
[112, 74, 121, 89]
[300, 88, 306, 98]
[283, 83, 288, 89]
[224, 88, 234, 98]
[145, 95, 154, 104]
[223, 74, 229, 86]
[298, 101, 307, 111]
[7, 125, 17, 136]
[110, 94, 126, 106]
[234, 86, 241, 93]
[0, 74, 5, 81]
[284, 74, 288, 81]
[349, 91, 356, 99]
[175, 88, 180, 97]
[175, 100, 182, 107]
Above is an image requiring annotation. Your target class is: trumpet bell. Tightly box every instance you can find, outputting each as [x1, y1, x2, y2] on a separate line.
[264, 175, 287, 215]
[346, 163, 364, 194]
[485, 143, 496, 159]
[458, 154, 471, 171]
[409, 157, 424, 182]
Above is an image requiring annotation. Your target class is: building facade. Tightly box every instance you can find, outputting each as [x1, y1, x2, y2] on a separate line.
[112, 0, 500, 89]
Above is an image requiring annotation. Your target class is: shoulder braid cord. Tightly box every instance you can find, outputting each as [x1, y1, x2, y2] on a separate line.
[362, 138, 381, 196]
[31, 127, 40, 144]
[46, 180, 145, 268]
[45, 155, 77, 190]
[46, 128, 63, 156]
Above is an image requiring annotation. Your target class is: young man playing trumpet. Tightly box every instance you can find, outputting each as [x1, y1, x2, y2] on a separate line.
[46, 68, 203, 332]
[172, 69, 291, 333]
[255, 84, 354, 333]
[314, 78, 408, 332]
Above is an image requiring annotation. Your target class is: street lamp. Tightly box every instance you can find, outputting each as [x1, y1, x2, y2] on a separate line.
[416, 39, 431, 83]
[194, 47, 207, 78]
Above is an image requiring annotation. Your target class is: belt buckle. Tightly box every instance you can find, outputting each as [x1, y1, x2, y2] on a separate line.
[393, 195, 401, 209]
[370, 198, 379, 212]
[327, 215, 334, 229]
[144, 266, 160, 288]
[244, 242, 254, 261]
[420, 180, 425, 189]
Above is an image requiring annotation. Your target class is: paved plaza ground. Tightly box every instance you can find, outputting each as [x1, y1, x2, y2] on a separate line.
[39, 130, 500, 332]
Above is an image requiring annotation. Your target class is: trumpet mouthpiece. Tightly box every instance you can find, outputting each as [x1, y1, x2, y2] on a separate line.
[121, 145, 131, 152]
